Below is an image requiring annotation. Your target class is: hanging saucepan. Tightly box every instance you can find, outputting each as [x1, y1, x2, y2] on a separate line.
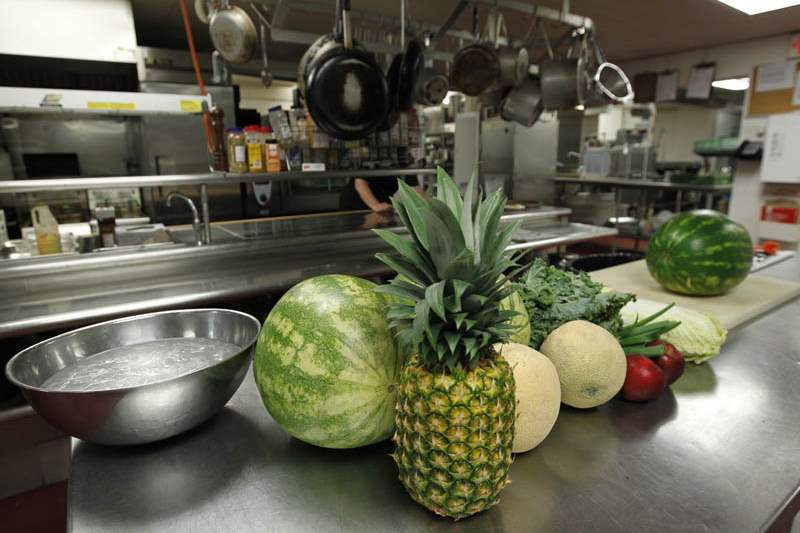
[377, 52, 404, 131]
[302, 0, 389, 140]
[539, 58, 584, 109]
[539, 29, 589, 110]
[494, 12, 529, 88]
[208, 0, 257, 64]
[500, 16, 546, 126]
[451, 7, 500, 97]
[398, 38, 422, 110]
[411, 37, 449, 106]
[501, 75, 544, 127]
[415, 67, 449, 106]
[585, 34, 634, 104]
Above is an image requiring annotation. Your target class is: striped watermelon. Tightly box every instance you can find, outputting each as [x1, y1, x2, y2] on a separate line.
[254, 275, 402, 448]
[646, 210, 752, 296]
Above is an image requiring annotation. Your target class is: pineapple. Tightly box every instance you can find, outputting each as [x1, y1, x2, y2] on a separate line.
[373, 167, 521, 519]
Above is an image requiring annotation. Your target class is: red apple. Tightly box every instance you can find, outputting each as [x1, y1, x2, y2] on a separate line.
[647, 340, 685, 385]
[623, 355, 666, 402]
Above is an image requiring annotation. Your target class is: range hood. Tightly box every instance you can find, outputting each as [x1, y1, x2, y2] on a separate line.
[0, 0, 137, 64]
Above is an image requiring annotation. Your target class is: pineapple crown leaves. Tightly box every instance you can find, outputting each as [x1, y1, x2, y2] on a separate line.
[373, 167, 522, 371]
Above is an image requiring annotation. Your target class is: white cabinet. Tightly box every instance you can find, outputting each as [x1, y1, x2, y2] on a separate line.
[761, 113, 800, 183]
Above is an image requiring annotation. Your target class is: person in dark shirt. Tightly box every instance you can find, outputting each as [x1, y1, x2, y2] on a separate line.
[339, 175, 423, 212]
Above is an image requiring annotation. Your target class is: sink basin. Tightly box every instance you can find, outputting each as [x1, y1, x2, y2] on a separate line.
[167, 226, 243, 245]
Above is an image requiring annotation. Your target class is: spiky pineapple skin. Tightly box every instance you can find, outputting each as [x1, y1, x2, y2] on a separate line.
[394, 353, 515, 519]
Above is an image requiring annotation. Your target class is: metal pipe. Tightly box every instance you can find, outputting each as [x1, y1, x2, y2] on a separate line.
[266, 0, 590, 59]
[432, 0, 468, 46]
[400, 0, 405, 49]
[0, 169, 436, 194]
[200, 184, 211, 244]
[166, 192, 202, 246]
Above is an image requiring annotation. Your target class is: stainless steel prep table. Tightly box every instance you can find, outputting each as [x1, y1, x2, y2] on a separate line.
[67, 258, 800, 532]
[551, 175, 733, 212]
[0, 207, 616, 339]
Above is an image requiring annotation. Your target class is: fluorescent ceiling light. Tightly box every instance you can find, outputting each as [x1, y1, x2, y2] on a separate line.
[712, 77, 750, 91]
[715, 0, 800, 15]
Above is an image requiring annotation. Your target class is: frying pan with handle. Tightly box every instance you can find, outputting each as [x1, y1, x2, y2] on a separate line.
[208, 0, 257, 64]
[377, 52, 404, 131]
[303, 0, 389, 140]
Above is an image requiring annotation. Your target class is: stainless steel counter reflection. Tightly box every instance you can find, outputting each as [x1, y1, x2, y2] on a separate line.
[0, 207, 598, 338]
[68, 258, 800, 532]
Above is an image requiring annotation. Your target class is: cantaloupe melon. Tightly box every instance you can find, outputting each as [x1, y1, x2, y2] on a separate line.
[539, 320, 626, 409]
[498, 342, 561, 453]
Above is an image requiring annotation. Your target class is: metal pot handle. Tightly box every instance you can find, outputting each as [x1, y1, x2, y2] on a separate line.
[589, 32, 605, 65]
[594, 62, 634, 103]
[530, 17, 554, 60]
[495, 12, 508, 48]
[341, 0, 352, 49]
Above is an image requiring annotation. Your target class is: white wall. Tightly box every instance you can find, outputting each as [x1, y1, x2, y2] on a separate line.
[653, 107, 715, 162]
[233, 75, 296, 114]
[0, 0, 137, 63]
[619, 34, 793, 87]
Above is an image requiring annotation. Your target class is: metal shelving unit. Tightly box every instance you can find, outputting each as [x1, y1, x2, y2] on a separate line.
[0, 169, 436, 244]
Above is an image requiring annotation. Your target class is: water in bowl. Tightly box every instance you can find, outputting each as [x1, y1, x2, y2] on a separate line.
[41, 337, 242, 392]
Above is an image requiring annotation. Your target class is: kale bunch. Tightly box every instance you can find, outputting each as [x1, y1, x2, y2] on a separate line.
[513, 259, 635, 349]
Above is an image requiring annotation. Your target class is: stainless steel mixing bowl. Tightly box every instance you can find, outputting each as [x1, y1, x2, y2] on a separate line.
[5, 309, 261, 445]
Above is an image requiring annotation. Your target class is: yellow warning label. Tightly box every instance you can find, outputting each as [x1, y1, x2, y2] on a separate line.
[87, 101, 136, 110]
[179, 99, 203, 112]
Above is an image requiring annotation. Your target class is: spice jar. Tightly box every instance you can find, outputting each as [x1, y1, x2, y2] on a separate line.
[226, 128, 247, 173]
[264, 127, 281, 173]
[244, 125, 265, 173]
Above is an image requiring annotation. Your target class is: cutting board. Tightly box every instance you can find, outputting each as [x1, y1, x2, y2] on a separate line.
[590, 260, 800, 330]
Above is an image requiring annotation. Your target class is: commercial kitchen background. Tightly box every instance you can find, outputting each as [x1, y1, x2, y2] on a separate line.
[1, 0, 800, 531]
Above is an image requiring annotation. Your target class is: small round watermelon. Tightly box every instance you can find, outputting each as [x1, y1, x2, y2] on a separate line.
[646, 210, 752, 296]
[254, 275, 401, 448]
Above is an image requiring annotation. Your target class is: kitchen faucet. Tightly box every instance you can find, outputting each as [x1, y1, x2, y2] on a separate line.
[166, 192, 204, 246]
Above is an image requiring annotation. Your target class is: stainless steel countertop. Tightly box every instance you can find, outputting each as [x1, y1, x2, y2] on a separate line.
[0, 208, 600, 339]
[68, 259, 800, 532]
[552, 175, 733, 192]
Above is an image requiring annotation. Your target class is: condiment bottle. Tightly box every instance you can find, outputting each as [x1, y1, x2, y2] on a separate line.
[244, 125, 265, 173]
[31, 204, 62, 255]
[95, 206, 117, 248]
[226, 127, 247, 173]
[265, 127, 281, 173]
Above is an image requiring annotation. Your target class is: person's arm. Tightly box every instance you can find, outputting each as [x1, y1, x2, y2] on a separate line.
[354, 178, 392, 212]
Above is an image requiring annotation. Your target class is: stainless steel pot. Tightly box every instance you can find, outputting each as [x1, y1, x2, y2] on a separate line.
[209, 0, 257, 64]
[539, 57, 586, 110]
[494, 11, 529, 87]
[451, 43, 500, 96]
[497, 46, 529, 87]
[5, 309, 261, 445]
[415, 67, 449, 106]
[501, 75, 544, 127]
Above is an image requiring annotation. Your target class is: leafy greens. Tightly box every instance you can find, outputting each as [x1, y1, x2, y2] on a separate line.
[513, 259, 635, 349]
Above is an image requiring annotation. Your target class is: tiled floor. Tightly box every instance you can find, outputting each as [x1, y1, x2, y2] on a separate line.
[0, 481, 67, 533]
